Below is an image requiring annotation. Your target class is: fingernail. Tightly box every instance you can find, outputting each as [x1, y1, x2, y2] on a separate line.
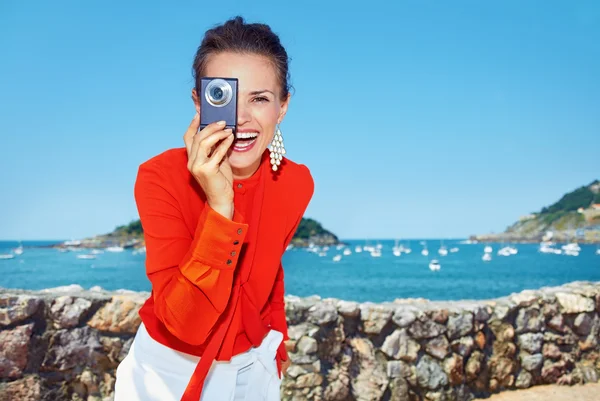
[224, 128, 232, 133]
[217, 120, 226, 126]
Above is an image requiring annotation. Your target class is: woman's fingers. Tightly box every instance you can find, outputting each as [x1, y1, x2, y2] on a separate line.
[189, 120, 227, 164]
[183, 114, 200, 155]
[206, 132, 234, 168]
[189, 129, 233, 171]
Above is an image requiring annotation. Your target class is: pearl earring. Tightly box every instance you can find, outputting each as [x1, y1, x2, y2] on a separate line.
[269, 124, 286, 171]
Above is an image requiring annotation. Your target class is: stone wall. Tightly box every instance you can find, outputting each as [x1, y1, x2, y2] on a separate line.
[1, 282, 600, 401]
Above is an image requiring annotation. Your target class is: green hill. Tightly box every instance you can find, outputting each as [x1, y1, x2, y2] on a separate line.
[475, 179, 600, 243]
[103, 216, 339, 247]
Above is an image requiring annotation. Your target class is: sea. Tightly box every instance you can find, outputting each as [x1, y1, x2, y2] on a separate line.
[1, 240, 599, 303]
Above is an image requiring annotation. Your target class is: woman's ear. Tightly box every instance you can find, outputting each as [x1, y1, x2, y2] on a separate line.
[277, 93, 291, 124]
[191, 88, 201, 114]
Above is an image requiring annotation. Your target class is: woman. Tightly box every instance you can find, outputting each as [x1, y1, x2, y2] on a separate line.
[114, 16, 314, 401]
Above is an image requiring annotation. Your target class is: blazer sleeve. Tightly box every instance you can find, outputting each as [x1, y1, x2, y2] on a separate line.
[269, 165, 315, 365]
[134, 161, 248, 345]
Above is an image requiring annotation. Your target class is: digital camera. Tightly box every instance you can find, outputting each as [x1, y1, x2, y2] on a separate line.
[199, 77, 238, 133]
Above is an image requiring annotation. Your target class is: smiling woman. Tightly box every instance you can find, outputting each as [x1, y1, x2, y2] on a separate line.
[113, 16, 314, 401]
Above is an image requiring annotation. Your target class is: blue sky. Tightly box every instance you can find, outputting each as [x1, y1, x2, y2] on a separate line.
[0, 0, 598, 241]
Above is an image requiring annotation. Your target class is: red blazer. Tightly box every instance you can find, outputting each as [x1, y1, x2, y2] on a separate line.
[134, 148, 314, 401]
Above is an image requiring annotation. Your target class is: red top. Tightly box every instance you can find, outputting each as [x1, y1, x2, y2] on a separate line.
[134, 148, 314, 401]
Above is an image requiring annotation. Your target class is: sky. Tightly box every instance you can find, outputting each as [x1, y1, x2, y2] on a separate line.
[0, 0, 598, 241]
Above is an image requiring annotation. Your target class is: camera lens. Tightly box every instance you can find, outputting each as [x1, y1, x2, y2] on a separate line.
[205, 79, 232, 107]
[211, 87, 224, 101]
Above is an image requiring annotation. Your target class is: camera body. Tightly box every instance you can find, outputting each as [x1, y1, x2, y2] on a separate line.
[199, 77, 238, 133]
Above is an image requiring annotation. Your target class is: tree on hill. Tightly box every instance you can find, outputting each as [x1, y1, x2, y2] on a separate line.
[540, 179, 600, 215]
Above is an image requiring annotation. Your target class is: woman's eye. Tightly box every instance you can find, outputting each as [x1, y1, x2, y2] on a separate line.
[253, 96, 269, 103]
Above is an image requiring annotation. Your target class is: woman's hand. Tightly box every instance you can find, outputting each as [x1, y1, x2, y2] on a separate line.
[282, 358, 291, 376]
[183, 114, 235, 219]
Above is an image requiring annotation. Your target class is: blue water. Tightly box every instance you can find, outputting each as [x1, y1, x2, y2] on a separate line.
[1, 240, 599, 302]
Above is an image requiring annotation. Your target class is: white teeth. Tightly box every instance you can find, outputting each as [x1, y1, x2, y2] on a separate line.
[236, 132, 258, 139]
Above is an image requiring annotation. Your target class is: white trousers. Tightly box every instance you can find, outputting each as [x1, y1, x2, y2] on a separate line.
[114, 323, 283, 401]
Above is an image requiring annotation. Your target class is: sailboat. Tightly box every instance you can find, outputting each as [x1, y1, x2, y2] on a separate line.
[392, 239, 401, 257]
[438, 240, 448, 256]
[421, 241, 429, 256]
[332, 254, 342, 262]
[482, 253, 492, 262]
[13, 242, 24, 255]
[429, 259, 441, 271]
[0, 253, 15, 260]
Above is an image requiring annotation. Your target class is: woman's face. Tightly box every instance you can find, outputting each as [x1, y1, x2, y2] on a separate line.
[193, 51, 289, 179]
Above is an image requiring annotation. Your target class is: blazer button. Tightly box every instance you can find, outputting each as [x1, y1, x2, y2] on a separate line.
[237, 228, 243, 235]
[233, 240, 240, 245]
[226, 259, 232, 265]
[231, 251, 236, 256]
[237, 183, 243, 188]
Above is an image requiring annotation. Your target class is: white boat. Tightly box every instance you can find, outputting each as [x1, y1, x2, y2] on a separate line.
[484, 245, 493, 254]
[498, 247, 512, 257]
[91, 249, 104, 255]
[370, 249, 382, 258]
[450, 247, 459, 253]
[562, 243, 581, 252]
[343, 248, 352, 256]
[429, 259, 441, 271]
[13, 244, 23, 255]
[482, 253, 492, 262]
[336, 245, 344, 251]
[332, 254, 342, 262]
[508, 246, 518, 255]
[564, 249, 579, 257]
[0, 254, 15, 260]
[318, 251, 327, 257]
[105, 246, 124, 253]
[76, 254, 96, 260]
[596, 246, 600, 255]
[354, 246, 362, 253]
[438, 247, 448, 256]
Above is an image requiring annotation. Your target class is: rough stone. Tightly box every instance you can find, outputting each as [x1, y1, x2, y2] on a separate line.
[573, 313, 593, 336]
[360, 303, 392, 334]
[465, 351, 484, 382]
[426, 335, 450, 360]
[555, 292, 595, 314]
[515, 307, 544, 333]
[336, 300, 360, 317]
[475, 331, 486, 350]
[0, 323, 34, 379]
[451, 336, 475, 358]
[416, 355, 449, 390]
[297, 336, 318, 355]
[381, 329, 420, 362]
[489, 356, 516, 386]
[0, 375, 42, 401]
[542, 342, 561, 360]
[430, 309, 449, 324]
[515, 370, 533, 389]
[493, 341, 517, 359]
[520, 353, 543, 371]
[409, 318, 447, 339]
[391, 306, 419, 328]
[518, 333, 543, 354]
[388, 376, 410, 401]
[294, 372, 323, 388]
[547, 314, 568, 333]
[490, 322, 515, 342]
[308, 302, 338, 325]
[544, 331, 577, 345]
[443, 353, 464, 385]
[288, 322, 320, 341]
[447, 312, 473, 340]
[87, 295, 144, 334]
[0, 294, 41, 326]
[50, 296, 93, 329]
[43, 326, 104, 370]
[541, 359, 570, 383]
[349, 337, 388, 401]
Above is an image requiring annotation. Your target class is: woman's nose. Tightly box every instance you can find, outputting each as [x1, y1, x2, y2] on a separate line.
[237, 103, 251, 125]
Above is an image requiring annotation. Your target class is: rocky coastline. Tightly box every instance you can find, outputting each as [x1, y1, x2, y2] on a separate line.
[2, 282, 600, 400]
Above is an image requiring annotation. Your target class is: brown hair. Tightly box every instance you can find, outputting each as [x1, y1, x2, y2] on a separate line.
[192, 16, 291, 100]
